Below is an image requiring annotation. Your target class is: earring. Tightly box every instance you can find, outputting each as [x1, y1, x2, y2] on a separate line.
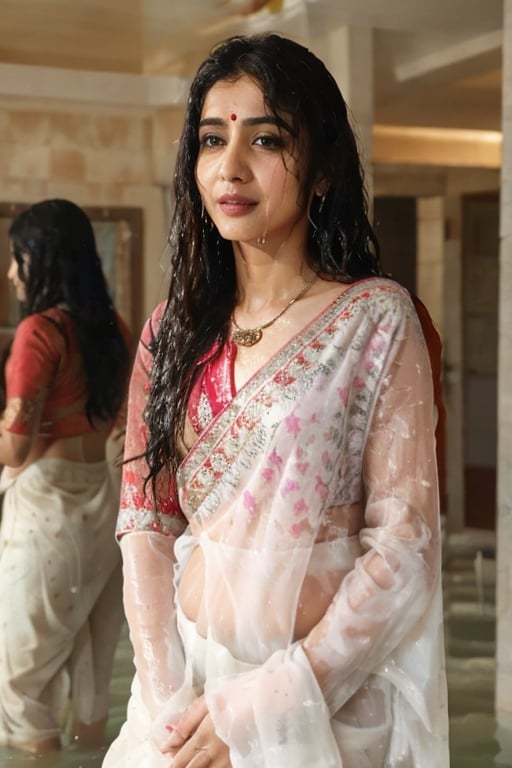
[308, 193, 326, 232]
[256, 235, 266, 246]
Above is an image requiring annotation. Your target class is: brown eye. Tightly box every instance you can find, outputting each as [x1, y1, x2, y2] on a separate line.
[199, 133, 224, 148]
[254, 134, 285, 150]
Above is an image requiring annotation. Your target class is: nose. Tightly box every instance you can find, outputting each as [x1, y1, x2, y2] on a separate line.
[219, 139, 250, 183]
[7, 258, 17, 282]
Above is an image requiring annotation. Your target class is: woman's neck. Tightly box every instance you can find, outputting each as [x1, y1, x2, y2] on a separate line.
[233, 240, 314, 314]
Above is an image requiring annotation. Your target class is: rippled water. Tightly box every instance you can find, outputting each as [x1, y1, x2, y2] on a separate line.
[0, 623, 133, 768]
[0, 747, 107, 767]
[1, 529, 510, 767]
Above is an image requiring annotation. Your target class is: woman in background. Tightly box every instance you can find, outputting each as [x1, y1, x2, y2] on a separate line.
[105, 34, 449, 768]
[0, 199, 131, 754]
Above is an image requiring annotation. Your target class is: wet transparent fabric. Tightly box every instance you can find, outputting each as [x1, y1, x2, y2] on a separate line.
[104, 278, 449, 767]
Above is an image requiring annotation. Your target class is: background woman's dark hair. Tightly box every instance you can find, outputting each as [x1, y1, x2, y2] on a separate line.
[9, 199, 130, 423]
[145, 32, 382, 483]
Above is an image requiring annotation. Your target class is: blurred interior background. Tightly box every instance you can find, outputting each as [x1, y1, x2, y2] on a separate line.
[0, 1, 510, 765]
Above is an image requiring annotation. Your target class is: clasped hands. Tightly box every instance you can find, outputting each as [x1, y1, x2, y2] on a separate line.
[156, 695, 231, 768]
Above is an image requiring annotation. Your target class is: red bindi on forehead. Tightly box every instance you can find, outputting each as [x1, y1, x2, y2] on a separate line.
[230, 113, 237, 121]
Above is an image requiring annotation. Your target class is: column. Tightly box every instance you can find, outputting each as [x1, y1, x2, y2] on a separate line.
[416, 197, 464, 530]
[495, 0, 512, 759]
[311, 27, 374, 203]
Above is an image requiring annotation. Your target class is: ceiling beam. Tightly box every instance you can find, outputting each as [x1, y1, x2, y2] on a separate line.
[0, 63, 188, 108]
[395, 29, 502, 83]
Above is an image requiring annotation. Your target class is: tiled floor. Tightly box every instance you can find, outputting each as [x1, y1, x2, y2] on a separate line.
[1, 527, 510, 767]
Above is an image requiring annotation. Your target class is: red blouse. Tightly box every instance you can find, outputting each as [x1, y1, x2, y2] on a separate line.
[187, 337, 237, 435]
[117, 303, 237, 537]
[3, 307, 130, 438]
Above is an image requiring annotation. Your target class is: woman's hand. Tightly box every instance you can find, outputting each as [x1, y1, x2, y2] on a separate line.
[163, 695, 231, 767]
[0, 426, 31, 467]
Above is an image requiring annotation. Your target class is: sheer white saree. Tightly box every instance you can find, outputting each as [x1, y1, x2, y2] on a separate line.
[104, 278, 449, 767]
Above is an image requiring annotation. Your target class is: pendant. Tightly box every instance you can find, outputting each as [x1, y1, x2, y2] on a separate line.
[231, 327, 263, 346]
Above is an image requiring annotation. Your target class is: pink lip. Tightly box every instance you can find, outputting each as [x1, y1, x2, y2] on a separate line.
[218, 195, 257, 216]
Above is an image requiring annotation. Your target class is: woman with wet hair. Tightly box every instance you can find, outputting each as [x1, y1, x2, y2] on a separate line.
[0, 199, 132, 754]
[104, 34, 449, 768]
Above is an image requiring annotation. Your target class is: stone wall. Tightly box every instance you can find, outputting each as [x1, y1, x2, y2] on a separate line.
[0, 100, 185, 325]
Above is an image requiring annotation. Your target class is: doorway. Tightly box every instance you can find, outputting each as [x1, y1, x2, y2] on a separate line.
[462, 193, 499, 530]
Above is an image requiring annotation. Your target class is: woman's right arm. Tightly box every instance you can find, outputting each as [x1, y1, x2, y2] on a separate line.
[116, 306, 188, 732]
[0, 318, 53, 467]
[120, 531, 185, 717]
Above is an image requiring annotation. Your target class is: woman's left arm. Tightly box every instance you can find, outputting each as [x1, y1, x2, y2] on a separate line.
[301, 304, 441, 712]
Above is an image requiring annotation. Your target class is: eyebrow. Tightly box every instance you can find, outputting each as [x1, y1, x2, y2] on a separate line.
[199, 115, 292, 132]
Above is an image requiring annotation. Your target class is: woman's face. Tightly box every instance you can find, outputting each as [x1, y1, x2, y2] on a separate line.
[195, 75, 309, 250]
[7, 245, 28, 302]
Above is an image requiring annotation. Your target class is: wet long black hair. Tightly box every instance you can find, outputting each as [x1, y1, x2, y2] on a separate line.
[9, 199, 130, 424]
[145, 32, 382, 481]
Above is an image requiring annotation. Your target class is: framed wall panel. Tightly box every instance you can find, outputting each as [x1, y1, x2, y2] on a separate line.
[0, 202, 143, 353]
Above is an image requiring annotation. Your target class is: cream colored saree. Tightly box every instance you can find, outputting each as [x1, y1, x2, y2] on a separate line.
[0, 458, 123, 748]
[105, 278, 449, 767]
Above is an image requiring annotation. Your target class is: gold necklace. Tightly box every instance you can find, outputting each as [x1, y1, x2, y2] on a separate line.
[231, 274, 318, 347]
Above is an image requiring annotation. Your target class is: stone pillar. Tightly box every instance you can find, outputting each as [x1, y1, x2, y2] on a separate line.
[496, 0, 512, 760]
[310, 27, 374, 204]
[416, 197, 464, 531]
[416, 198, 445, 332]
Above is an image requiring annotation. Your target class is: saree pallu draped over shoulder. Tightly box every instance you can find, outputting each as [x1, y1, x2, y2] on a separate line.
[105, 278, 450, 768]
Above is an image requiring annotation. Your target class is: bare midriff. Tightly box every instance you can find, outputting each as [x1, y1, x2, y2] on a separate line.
[177, 502, 363, 642]
[41, 430, 110, 461]
[8, 431, 111, 480]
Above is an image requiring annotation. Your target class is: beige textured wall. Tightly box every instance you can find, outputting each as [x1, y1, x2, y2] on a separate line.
[0, 101, 184, 324]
